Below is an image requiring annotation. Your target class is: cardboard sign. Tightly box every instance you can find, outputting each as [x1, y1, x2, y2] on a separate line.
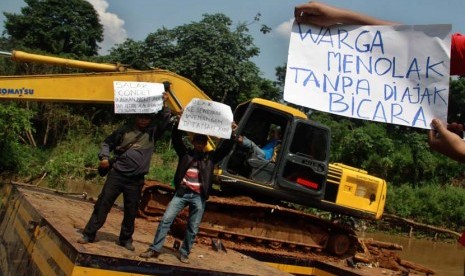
[284, 23, 452, 129]
[178, 98, 233, 139]
[113, 81, 164, 114]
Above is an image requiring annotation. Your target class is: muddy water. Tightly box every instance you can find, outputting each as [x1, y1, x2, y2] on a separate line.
[64, 180, 123, 205]
[360, 232, 465, 276]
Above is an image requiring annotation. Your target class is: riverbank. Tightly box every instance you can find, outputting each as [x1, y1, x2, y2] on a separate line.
[366, 215, 460, 244]
[361, 232, 465, 276]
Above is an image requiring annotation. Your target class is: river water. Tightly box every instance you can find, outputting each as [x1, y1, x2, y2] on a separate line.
[360, 232, 465, 276]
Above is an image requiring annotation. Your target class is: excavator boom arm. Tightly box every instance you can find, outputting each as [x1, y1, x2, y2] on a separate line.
[0, 69, 210, 114]
[1, 50, 127, 72]
[0, 50, 210, 113]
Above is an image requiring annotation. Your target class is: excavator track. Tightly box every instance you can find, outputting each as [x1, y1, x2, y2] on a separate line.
[140, 181, 357, 257]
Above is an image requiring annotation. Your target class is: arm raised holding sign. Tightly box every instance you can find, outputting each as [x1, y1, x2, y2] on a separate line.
[295, 1, 465, 163]
[294, 1, 395, 27]
[428, 119, 465, 163]
[140, 120, 237, 262]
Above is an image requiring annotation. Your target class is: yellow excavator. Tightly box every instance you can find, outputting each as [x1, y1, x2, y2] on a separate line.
[0, 50, 386, 257]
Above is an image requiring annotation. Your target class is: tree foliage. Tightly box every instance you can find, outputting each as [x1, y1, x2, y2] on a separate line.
[3, 0, 103, 56]
[448, 77, 465, 123]
[387, 184, 465, 230]
[0, 0, 107, 175]
[0, 102, 35, 171]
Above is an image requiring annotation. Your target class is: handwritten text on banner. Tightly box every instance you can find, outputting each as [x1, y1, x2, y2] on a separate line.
[284, 23, 451, 129]
[113, 81, 164, 114]
[178, 98, 233, 139]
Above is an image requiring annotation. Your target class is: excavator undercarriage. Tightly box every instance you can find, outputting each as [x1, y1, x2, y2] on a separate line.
[140, 180, 358, 258]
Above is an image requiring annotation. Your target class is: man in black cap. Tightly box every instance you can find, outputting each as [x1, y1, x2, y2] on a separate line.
[78, 93, 171, 251]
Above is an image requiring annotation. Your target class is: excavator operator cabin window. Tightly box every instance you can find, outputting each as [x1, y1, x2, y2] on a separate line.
[226, 105, 289, 178]
[280, 121, 329, 193]
[290, 123, 328, 161]
[241, 107, 288, 147]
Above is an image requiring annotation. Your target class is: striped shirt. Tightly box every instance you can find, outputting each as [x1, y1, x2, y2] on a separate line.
[182, 161, 201, 193]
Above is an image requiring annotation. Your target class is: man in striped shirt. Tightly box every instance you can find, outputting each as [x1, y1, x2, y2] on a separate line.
[140, 122, 236, 263]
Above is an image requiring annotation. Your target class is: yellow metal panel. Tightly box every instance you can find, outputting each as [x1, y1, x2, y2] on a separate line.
[71, 266, 153, 276]
[35, 227, 75, 275]
[17, 200, 33, 225]
[375, 180, 387, 219]
[265, 262, 336, 276]
[9, 198, 74, 275]
[250, 98, 307, 119]
[13, 207, 56, 276]
[311, 268, 338, 276]
[13, 210, 33, 249]
[0, 184, 12, 207]
[12, 50, 126, 72]
[331, 162, 367, 173]
[29, 241, 57, 276]
[334, 166, 387, 219]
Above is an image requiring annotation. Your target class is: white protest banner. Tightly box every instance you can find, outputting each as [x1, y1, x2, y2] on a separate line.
[178, 98, 233, 139]
[113, 81, 164, 114]
[284, 23, 451, 129]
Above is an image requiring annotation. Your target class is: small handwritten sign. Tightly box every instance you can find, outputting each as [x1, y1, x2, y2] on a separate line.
[284, 23, 451, 129]
[113, 81, 164, 114]
[178, 98, 233, 139]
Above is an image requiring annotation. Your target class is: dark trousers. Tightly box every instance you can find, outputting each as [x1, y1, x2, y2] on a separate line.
[83, 169, 144, 243]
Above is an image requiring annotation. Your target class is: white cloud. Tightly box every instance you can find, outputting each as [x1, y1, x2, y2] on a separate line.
[86, 0, 127, 54]
[273, 18, 294, 40]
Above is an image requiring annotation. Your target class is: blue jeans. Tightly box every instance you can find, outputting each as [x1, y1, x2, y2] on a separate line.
[149, 189, 206, 256]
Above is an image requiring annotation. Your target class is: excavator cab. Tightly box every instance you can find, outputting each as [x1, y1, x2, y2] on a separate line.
[215, 98, 386, 220]
[215, 98, 331, 203]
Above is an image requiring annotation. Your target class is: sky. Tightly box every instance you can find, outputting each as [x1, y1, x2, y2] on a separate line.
[1, 0, 465, 80]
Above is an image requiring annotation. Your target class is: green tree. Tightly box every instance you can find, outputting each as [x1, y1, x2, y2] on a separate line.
[3, 0, 103, 56]
[108, 13, 279, 107]
[448, 77, 465, 123]
[0, 102, 36, 172]
[274, 64, 286, 90]
[0, 0, 108, 176]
